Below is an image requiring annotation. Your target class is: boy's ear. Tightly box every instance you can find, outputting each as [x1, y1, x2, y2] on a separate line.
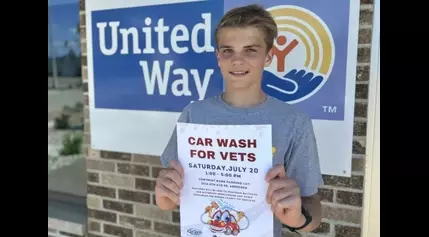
[264, 48, 274, 67]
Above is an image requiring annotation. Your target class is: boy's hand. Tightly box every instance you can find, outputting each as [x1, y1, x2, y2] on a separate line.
[155, 160, 184, 209]
[265, 164, 305, 227]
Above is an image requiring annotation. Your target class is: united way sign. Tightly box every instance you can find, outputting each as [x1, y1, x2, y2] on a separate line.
[86, 0, 361, 177]
[86, 0, 224, 158]
[91, 1, 223, 112]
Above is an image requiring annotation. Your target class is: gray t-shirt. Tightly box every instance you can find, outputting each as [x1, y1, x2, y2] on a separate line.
[160, 94, 323, 237]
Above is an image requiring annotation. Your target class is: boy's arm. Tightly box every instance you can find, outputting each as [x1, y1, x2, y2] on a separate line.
[284, 115, 324, 232]
[156, 106, 191, 210]
[300, 194, 322, 232]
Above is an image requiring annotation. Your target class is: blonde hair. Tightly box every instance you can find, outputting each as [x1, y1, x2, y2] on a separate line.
[215, 4, 278, 51]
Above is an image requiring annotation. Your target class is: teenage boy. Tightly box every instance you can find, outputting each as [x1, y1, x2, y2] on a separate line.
[154, 4, 323, 235]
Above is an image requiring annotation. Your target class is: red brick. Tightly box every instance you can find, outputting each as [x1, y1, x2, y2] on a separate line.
[100, 151, 131, 161]
[153, 222, 179, 236]
[352, 140, 366, 155]
[88, 209, 117, 223]
[322, 206, 362, 224]
[322, 175, 364, 190]
[335, 225, 361, 237]
[118, 189, 150, 204]
[88, 172, 99, 183]
[354, 102, 368, 118]
[358, 28, 372, 44]
[88, 220, 100, 232]
[352, 158, 365, 172]
[119, 215, 151, 230]
[81, 55, 87, 66]
[79, 0, 85, 10]
[87, 184, 116, 198]
[318, 188, 334, 202]
[355, 84, 369, 99]
[357, 47, 371, 63]
[312, 221, 330, 234]
[135, 178, 155, 191]
[117, 163, 149, 176]
[360, 9, 374, 25]
[356, 66, 369, 81]
[104, 224, 133, 237]
[103, 200, 134, 214]
[336, 190, 363, 207]
[353, 121, 367, 136]
[133, 154, 162, 165]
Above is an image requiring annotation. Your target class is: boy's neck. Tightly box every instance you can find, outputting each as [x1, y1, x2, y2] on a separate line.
[222, 86, 267, 108]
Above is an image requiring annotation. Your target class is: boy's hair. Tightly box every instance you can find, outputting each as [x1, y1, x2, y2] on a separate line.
[214, 4, 278, 51]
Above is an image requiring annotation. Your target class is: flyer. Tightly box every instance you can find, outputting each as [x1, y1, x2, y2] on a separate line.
[176, 122, 274, 237]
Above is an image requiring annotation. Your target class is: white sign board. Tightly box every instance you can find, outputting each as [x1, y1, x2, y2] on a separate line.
[85, 0, 361, 177]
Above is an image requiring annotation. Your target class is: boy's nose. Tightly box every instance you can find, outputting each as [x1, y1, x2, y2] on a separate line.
[231, 55, 245, 66]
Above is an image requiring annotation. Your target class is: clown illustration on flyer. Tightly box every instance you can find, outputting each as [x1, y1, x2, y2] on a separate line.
[200, 200, 249, 235]
[176, 123, 274, 237]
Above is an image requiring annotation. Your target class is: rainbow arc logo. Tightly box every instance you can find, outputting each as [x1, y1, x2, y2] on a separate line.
[262, 5, 335, 104]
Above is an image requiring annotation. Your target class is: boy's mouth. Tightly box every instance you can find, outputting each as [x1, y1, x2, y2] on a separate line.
[229, 71, 249, 77]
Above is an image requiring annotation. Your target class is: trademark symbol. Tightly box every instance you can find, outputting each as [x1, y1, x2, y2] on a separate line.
[322, 105, 337, 113]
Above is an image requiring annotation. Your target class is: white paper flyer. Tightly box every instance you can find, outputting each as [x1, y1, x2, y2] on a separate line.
[176, 122, 274, 237]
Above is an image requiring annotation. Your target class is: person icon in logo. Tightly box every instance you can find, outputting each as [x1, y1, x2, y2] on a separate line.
[271, 35, 299, 72]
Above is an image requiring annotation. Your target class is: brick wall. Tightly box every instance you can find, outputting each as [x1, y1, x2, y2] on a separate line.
[80, 0, 375, 236]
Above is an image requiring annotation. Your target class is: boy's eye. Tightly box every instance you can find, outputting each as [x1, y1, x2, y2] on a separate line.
[222, 49, 232, 53]
[245, 48, 256, 52]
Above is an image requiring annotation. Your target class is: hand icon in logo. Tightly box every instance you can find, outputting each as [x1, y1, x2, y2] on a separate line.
[262, 69, 324, 103]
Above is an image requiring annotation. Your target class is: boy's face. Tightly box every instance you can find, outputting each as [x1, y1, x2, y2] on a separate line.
[216, 26, 273, 90]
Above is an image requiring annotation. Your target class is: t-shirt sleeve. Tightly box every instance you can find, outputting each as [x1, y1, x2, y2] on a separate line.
[285, 115, 324, 197]
[160, 106, 191, 168]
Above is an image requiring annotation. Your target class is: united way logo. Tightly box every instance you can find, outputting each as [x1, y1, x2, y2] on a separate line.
[262, 5, 335, 104]
[90, 1, 224, 112]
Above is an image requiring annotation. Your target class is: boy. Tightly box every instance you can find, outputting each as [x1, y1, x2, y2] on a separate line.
[155, 4, 323, 236]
